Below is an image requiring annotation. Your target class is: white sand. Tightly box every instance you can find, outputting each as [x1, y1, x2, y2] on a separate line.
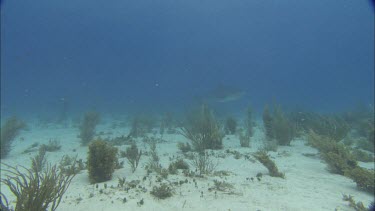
[1, 121, 374, 211]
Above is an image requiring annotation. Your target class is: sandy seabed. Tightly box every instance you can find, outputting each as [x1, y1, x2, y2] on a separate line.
[1, 120, 374, 211]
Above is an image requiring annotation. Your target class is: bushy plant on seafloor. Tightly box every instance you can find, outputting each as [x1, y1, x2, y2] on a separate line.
[1, 116, 26, 159]
[239, 107, 253, 147]
[150, 183, 173, 199]
[0, 161, 76, 211]
[341, 106, 373, 137]
[245, 105, 254, 137]
[224, 117, 237, 135]
[272, 106, 296, 146]
[177, 142, 192, 153]
[78, 111, 100, 145]
[262, 105, 274, 140]
[129, 114, 156, 138]
[290, 111, 350, 142]
[262, 105, 296, 146]
[87, 139, 118, 183]
[160, 112, 176, 134]
[307, 131, 358, 175]
[191, 152, 218, 176]
[124, 142, 142, 173]
[344, 167, 375, 194]
[307, 131, 375, 193]
[355, 120, 375, 152]
[168, 158, 189, 174]
[342, 194, 368, 211]
[211, 180, 234, 192]
[350, 148, 374, 163]
[59, 155, 85, 176]
[253, 151, 285, 178]
[239, 132, 251, 148]
[315, 115, 350, 142]
[180, 104, 224, 152]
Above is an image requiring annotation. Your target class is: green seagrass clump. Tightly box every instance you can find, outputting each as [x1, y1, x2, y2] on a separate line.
[345, 167, 375, 193]
[59, 155, 85, 176]
[212, 180, 234, 192]
[350, 148, 374, 162]
[1, 116, 26, 159]
[342, 194, 368, 211]
[129, 114, 156, 138]
[239, 132, 251, 148]
[253, 151, 284, 178]
[307, 131, 358, 175]
[87, 139, 118, 183]
[177, 142, 192, 153]
[290, 111, 350, 142]
[150, 183, 173, 199]
[245, 105, 254, 137]
[181, 104, 224, 152]
[307, 131, 374, 193]
[262, 105, 296, 146]
[78, 111, 100, 145]
[168, 158, 189, 174]
[191, 152, 218, 176]
[224, 117, 237, 135]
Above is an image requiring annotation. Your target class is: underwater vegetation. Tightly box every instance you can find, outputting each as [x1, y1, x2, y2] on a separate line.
[177, 142, 192, 153]
[40, 139, 61, 152]
[290, 111, 350, 142]
[31, 147, 47, 173]
[224, 117, 237, 135]
[350, 112, 375, 152]
[253, 151, 285, 178]
[106, 135, 134, 146]
[307, 131, 357, 173]
[145, 142, 162, 174]
[211, 180, 234, 192]
[342, 194, 369, 211]
[350, 148, 374, 162]
[124, 143, 142, 173]
[181, 104, 224, 152]
[168, 158, 189, 174]
[0, 103, 373, 210]
[345, 167, 375, 193]
[0, 116, 26, 159]
[87, 139, 118, 183]
[191, 152, 218, 176]
[129, 114, 156, 138]
[0, 156, 76, 211]
[59, 155, 85, 176]
[245, 106, 254, 137]
[78, 111, 100, 146]
[239, 132, 251, 148]
[159, 112, 177, 135]
[262, 106, 274, 140]
[238, 106, 254, 148]
[150, 183, 173, 199]
[308, 131, 374, 193]
[308, 131, 358, 175]
[262, 105, 296, 146]
[342, 106, 374, 136]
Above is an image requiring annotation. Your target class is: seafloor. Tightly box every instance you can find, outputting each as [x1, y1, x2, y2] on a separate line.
[0, 117, 374, 211]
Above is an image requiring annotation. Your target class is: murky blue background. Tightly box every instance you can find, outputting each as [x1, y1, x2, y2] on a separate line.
[1, 0, 374, 118]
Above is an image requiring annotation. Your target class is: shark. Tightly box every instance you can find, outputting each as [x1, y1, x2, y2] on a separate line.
[201, 84, 245, 103]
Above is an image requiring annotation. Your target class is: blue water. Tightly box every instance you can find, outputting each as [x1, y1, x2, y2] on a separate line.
[1, 0, 374, 118]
